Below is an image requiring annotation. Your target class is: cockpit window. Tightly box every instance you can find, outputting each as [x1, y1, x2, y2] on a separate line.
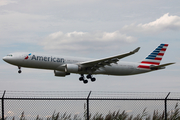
[7, 54, 13, 57]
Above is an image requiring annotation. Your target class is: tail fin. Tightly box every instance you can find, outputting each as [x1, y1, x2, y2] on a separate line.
[138, 44, 168, 69]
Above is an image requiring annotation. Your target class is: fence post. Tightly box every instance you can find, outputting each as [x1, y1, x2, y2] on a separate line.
[165, 92, 170, 120]
[87, 91, 91, 120]
[1, 90, 6, 120]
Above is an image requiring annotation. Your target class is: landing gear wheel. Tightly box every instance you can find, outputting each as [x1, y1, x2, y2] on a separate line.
[18, 66, 22, 74]
[91, 77, 96, 82]
[79, 76, 84, 81]
[86, 74, 91, 79]
[79, 74, 84, 81]
[86, 74, 96, 82]
[83, 80, 88, 84]
[18, 70, 22, 74]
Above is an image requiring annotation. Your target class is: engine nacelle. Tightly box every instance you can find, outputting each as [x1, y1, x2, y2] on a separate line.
[54, 70, 70, 77]
[65, 64, 80, 73]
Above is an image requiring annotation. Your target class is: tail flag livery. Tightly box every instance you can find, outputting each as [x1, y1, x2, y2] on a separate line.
[138, 44, 168, 69]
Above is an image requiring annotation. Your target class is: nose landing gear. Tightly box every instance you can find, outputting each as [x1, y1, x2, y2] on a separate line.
[18, 66, 22, 74]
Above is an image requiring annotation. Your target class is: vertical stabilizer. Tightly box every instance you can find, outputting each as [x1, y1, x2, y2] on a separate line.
[138, 44, 168, 69]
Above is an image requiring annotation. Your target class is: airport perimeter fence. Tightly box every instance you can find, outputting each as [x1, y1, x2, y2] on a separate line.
[1, 91, 180, 120]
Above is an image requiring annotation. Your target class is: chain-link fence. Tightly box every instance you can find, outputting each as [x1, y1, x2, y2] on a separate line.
[1, 91, 180, 120]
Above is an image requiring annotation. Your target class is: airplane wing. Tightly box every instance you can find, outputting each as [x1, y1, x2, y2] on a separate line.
[79, 47, 140, 71]
[150, 62, 175, 70]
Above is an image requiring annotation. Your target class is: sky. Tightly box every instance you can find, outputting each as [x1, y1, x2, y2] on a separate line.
[0, 0, 180, 92]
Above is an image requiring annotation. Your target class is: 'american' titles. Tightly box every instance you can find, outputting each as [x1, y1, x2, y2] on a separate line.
[31, 55, 64, 63]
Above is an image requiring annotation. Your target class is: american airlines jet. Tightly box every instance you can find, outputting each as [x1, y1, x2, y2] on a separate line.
[3, 44, 175, 84]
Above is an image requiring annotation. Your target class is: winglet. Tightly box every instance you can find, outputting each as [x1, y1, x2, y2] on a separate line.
[132, 47, 140, 53]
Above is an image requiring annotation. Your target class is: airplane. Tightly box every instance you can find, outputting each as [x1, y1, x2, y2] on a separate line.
[3, 44, 175, 84]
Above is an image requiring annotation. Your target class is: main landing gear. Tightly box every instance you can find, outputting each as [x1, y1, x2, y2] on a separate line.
[79, 74, 96, 84]
[18, 66, 22, 74]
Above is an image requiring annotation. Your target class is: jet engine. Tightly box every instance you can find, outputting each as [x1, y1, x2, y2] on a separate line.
[54, 70, 70, 77]
[65, 64, 81, 73]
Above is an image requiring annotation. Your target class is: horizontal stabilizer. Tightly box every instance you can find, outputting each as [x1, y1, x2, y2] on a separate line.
[150, 62, 175, 70]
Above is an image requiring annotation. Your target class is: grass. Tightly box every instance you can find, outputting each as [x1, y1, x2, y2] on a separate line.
[1, 103, 180, 120]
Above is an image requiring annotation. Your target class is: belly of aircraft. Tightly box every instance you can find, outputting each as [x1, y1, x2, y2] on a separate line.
[94, 64, 135, 75]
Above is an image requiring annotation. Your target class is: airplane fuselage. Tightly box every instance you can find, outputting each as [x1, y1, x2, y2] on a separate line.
[3, 44, 173, 84]
[3, 52, 150, 76]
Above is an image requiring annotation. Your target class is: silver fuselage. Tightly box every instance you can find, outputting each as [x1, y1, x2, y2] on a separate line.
[3, 52, 151, 76]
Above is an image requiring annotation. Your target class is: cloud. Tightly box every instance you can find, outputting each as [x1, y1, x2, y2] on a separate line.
[0, 0, 17, 6]
[0, 10, 49, 31]
[122, 13, 180, 33]
[40, 31, 137, 52]
[0, 10, 50, 44]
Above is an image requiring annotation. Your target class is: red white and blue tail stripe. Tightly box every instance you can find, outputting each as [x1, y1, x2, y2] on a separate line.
[138, 44, 168, 69]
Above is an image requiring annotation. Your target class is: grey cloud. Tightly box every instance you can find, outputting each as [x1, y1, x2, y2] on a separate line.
[0, 0, 17, 6]
[0, 10, 50, 44]
[41, 31, 137, 52]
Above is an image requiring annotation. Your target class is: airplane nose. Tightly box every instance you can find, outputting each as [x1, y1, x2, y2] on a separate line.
[3, 56, 8, 62]
[3, 55, 18, 64]
[2, 56, 10, 62]
[3, 56, 14, 64]
[2, 56, 7, 62]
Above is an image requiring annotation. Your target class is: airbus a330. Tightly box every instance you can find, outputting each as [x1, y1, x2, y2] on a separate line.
[3, 44, 175, 84]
